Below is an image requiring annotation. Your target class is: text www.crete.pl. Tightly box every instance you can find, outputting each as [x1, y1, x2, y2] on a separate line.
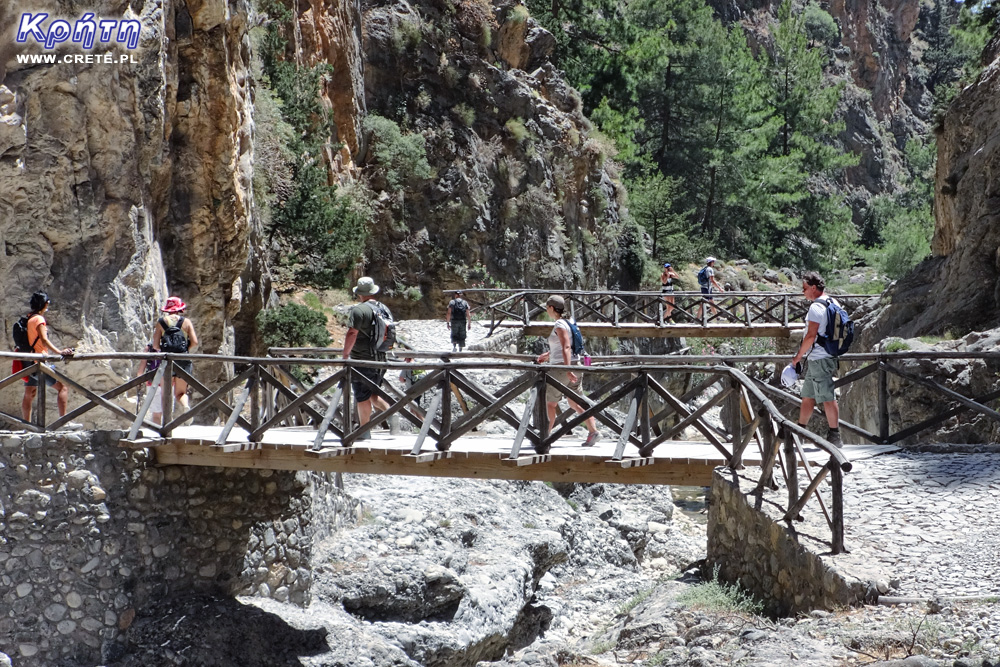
[16, 52, 139, 64]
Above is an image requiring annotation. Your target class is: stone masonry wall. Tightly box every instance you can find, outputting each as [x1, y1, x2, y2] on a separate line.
[0, 430, 358, 666]
[706, 468, 873, 616]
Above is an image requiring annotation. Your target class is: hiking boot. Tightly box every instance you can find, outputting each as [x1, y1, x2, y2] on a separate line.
[583, 431, 601, 447]
[826, 429, 843, 449]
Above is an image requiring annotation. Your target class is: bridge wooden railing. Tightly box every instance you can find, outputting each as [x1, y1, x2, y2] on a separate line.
[452, 289, 873, 335]
[3, 348, 998, 554]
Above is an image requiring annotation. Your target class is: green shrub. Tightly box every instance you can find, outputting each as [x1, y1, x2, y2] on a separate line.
[508, 4, 529, 24]
[677, 566, 763, 615]
[391, 16, 423, 53]
[804, 3, 839, 45]
[257, 303, 331, 349]
[363, 114, 432, 190]
[885, 340, 910, 352]
[505, 118, 530, 142]
[453, 103, 476, 127]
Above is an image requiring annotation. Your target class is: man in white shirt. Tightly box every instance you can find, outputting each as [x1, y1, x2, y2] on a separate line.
[790, 272, 842, 447]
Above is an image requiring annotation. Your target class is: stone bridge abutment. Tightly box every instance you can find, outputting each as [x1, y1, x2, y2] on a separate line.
[0, 430, 357, 666]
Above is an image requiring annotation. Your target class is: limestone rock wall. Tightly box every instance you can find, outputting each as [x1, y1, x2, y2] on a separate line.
[855, 44, 1000, 343]
[0, 430, 357, 666]
[0, 0, 267, 413]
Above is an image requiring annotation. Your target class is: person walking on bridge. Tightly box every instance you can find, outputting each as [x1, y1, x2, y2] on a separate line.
[791, 271, 842, 447]
[446, 290, 472, 352]
[696, 257, 724, 320]
[152, 296, 199, 412]
[660, 263, 679, 321]
[15, 291, 76, 425]
[535, 295, 600, 447]
[343, 277, 391, 436]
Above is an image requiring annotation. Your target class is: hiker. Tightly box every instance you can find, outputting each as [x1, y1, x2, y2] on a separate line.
[13, 291, 77, 425]
[790, 271, 842, 447]
[342, 277, 391, 434]
[135, 342, 163, 425]
[446, 290, 472, 352]
[535, 295, 600, 447]
[696, 257, 724, 320]
[660, 263, 680, 320]
[152, 296, 198, 411]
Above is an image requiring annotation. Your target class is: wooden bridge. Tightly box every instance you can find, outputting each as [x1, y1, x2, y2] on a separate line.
[4, 347, 998, 553]
[458, 288, 873, 338]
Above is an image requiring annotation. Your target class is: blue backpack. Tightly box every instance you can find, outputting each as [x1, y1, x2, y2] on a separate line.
[697, 266, 710, 287]
[567, 319, 585, 356]
[815, 297, 853, 357]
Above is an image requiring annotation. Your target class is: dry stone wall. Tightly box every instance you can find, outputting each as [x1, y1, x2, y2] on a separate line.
[707, 469, 873, 616]
[0, 430, 357, 666]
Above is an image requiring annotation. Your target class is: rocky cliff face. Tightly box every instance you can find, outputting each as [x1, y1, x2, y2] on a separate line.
[356, 0, 640, 317]
[0, 0, 265, 407]
[855, 41, 1000, 343]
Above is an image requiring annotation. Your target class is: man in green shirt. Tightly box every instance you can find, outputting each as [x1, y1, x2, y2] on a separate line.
[342, 277, 390, 435]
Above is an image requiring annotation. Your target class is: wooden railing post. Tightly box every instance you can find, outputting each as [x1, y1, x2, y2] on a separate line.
[249, 365, 261, 441]
[534, 370, 548, 453]
[878, 361, 889, 443]
[161, 360, 174, 437]
[35, 364, 46, 428]
[784, 429, 798, 511]
[438, 370, 452, 450]
[782, 294, 789, 327]
[830, 461, 845, 554]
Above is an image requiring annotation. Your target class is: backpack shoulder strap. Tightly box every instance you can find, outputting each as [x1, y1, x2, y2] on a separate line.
[27, 314, 43, 352]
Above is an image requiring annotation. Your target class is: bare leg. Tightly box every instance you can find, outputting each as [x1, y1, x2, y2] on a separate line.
[174, 377, 190, 410]
[664, 295, 675, 319]
[569, 399, 598, 433]
[55, 381, 68, 416]
[822, 400, 839, 429]
[358, 399, 373, 425]
[799, 397, 817, 426]
[22, 387, 36, 421]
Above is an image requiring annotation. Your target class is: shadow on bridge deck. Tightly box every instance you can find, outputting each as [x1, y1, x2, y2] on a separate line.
[132, 426, 896, 487]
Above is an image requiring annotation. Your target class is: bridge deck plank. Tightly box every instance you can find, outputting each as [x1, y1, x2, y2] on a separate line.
[133, 426, 896, 486]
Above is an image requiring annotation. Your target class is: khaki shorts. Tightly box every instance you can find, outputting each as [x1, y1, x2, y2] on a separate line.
[801, 357, 838, 404]
[546, 364, 583, 402]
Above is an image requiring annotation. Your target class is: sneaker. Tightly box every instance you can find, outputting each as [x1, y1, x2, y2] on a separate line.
[583, 431, 601, 447]
[826, 429, 843, 448]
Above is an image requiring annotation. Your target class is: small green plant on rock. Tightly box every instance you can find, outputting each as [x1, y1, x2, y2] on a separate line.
[677, 565, 763, 615]
[884, 340, 910, 352]
[257, 303, 331, 349]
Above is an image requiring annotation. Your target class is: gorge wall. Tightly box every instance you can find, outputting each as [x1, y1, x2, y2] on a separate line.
[0, 0, 266, 407]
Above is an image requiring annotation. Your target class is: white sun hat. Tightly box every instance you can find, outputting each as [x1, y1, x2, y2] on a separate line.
[780, 364, 799, 388]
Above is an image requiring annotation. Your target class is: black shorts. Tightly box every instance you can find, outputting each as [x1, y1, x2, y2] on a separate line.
[172, 360, 194, 378]
[352, 366, 385, 403]
[451, 322, 467, 344]
[701, 286, 714, 301]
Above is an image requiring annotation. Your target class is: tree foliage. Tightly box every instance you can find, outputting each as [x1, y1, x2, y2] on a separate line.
[256, 303, 331, 349]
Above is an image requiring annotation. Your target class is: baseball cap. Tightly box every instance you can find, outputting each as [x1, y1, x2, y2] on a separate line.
[705, 256, 716, 264]
[663, 263, 671, 268]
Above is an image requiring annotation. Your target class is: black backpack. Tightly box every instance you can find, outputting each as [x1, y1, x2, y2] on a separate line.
[451, 299, 469, 320]
[159, 316, 189, 353]
[12, 315, 39, 353]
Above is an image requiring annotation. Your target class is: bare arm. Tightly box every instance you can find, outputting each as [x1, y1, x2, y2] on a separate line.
[343, 329, 359, 359]
[792, 320, 820, 366]
[556, 324, 577, 381]
[446, 304, 452, 327]
[37, 323, 72, 356]
[182, 318, 198, 350]
[152, 322, 162, 350]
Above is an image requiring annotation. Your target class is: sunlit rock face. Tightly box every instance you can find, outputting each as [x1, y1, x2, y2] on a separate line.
[0, 0, 263, 414]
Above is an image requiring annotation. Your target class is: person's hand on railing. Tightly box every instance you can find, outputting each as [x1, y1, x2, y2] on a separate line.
[60, 348, 75, 358]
